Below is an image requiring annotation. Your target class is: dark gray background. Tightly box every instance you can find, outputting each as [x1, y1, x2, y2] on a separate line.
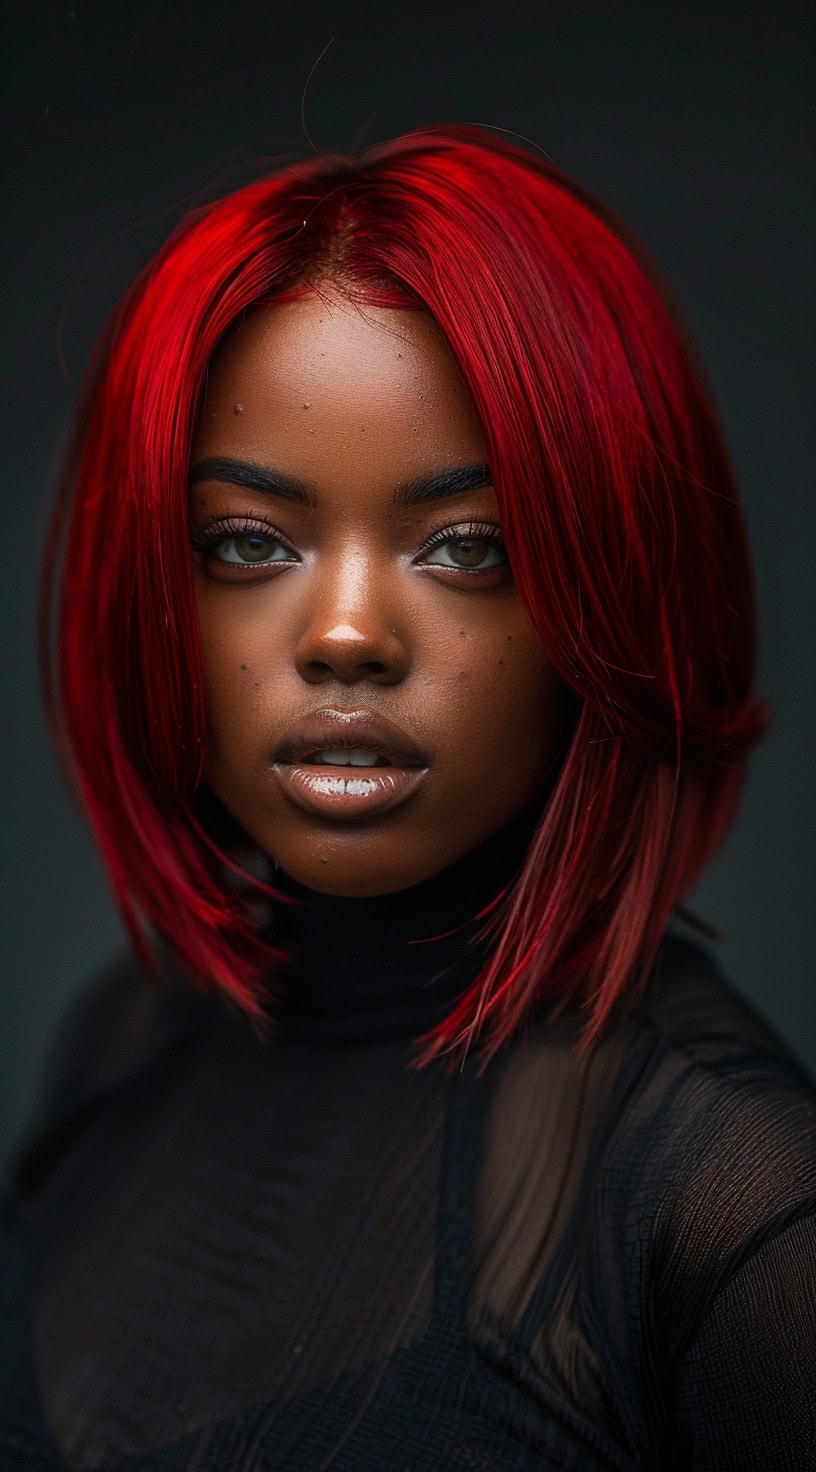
[2, 1, 814, 1167]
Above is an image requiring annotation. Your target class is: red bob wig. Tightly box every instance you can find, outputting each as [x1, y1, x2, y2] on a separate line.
[38, 123, 770, 1072]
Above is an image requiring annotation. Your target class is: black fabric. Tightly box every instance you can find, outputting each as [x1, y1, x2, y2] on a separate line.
[2, 807, 815, 1470]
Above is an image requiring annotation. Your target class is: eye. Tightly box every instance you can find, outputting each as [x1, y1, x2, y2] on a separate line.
[189, 515, 296, 571]
[212, 534, 287, 565]
[417, 521, 508, 573]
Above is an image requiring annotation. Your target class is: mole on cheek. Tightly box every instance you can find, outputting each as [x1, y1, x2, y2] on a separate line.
[240, 664, 249, 671]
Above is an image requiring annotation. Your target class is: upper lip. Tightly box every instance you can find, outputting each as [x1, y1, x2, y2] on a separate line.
[273, 708, 429, 767]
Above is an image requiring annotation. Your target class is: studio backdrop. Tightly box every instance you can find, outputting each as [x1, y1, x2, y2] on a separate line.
[2, 0, 813, 1165]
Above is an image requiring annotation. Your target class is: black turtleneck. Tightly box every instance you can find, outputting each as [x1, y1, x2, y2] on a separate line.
[271, 797, 543, 1044]
[3, 797, 815, 1470]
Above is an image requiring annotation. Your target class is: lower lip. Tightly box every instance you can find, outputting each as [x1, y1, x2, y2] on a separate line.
[272, 761, 429, 820]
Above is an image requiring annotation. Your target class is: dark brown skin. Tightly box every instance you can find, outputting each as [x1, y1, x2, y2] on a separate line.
[188, 283, 570, 896]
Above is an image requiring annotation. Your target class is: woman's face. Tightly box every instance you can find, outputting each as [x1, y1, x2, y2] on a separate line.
[189, 284, 570, 896]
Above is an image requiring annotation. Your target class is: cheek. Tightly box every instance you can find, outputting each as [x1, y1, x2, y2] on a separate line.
[196, 596, 276, 756]
[436, 621, 565, 766]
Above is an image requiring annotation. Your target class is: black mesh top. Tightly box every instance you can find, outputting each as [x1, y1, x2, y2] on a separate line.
[2, 806, 815, 1471]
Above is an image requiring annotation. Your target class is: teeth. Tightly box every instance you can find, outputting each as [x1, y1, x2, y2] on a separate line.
[307, 775, 380, 796]
[312, 748, 384, 767]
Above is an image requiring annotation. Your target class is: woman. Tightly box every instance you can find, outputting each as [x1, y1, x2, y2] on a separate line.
[2, 124, 814, 1469]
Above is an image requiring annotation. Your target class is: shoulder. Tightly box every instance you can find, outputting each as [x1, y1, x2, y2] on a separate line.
[631, 936, 816, 1463]
[526, 929, 815, 1444]
[490, 927, 816, 1202]
[624, 930, 816, 1209]
[503, 928, 816, 1329]
[477, 932, 815, 1460]
[6, 948, 227, 1201]
[508, 926, 816, 1173]
[596, 927, 816, 1229]
[635, 927, 815, 1087]
[597, 930, 816, 1364]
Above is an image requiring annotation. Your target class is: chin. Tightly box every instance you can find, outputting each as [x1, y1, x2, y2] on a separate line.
[304, 874, 406, 898]
[269, 826, 456, 898]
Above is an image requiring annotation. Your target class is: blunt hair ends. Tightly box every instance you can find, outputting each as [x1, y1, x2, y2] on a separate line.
[38, 124, 770, 1073]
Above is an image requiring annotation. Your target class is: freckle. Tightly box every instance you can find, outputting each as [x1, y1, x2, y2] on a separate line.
[233, 403, 243, 414]
[498, 659, 503, 666]
[240, 663, 248, 671]
[254, 681, 260, 688]
[458, 669, 469, 681]
[397, 352, 402, 358]
[458, 629, 467, 638]
[506, 634, 512, 641]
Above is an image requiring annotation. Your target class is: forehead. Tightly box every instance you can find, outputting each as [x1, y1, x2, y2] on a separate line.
[193, 289, 488, 477]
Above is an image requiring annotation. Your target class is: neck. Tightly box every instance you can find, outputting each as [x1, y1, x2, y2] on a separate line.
[271, 801, 542, 1045]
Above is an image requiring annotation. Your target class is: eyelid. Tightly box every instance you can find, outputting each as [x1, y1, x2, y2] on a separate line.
[188, 512, 507, 573]
[188, 511, 298, 558]
[414, 519, 505, 565]
[418, 517, 504, 547]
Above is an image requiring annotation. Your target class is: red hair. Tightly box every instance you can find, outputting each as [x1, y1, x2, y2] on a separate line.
[38, 123, 770, 1072]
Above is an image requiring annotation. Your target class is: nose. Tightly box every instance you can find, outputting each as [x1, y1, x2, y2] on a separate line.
[293, 554, 410, 686]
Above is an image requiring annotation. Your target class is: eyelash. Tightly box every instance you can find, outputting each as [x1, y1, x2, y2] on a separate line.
[188, 514, 508, 578]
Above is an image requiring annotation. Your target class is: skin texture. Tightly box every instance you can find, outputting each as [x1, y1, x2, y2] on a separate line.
[189, 283, 570, 896]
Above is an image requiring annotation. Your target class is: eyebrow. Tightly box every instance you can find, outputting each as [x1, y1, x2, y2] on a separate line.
[188, 456, 494, 509]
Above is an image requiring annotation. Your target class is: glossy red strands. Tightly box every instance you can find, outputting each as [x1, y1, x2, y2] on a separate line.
[38, 124, 769, 1070]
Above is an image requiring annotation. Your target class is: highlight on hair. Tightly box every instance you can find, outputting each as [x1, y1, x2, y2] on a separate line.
[38, 122, 770, 1073]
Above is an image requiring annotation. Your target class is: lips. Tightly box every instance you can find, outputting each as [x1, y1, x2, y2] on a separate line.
[271, 708, 430, 822]
[273, 707, 428, 769]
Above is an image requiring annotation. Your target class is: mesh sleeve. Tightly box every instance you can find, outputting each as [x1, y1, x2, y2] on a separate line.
[669, 1209, 816, 1469]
